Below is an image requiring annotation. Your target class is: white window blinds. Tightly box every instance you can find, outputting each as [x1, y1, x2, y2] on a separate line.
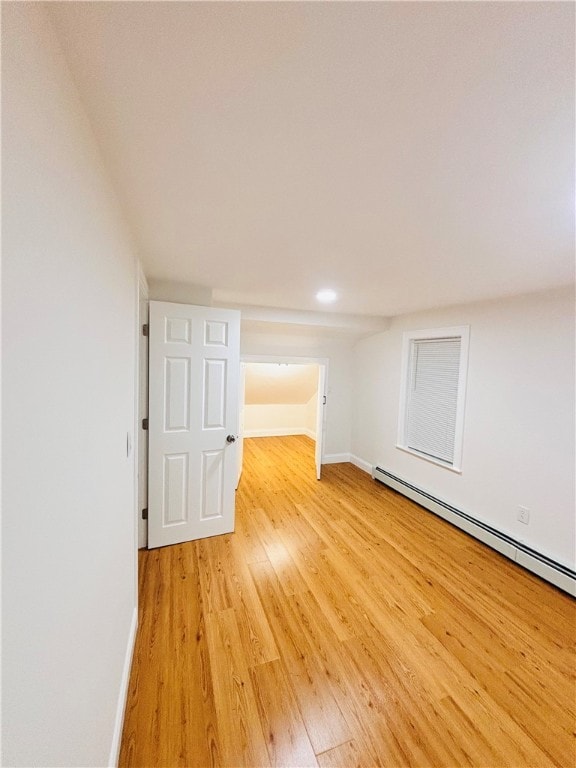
[406, 337, 462, 465]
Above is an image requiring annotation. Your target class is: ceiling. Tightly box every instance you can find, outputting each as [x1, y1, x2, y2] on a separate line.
[244, 364, 319, 405]
[49, 1, 574, 318]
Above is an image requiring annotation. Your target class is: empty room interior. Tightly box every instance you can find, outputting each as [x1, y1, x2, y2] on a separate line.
[2, 2, 575, 767]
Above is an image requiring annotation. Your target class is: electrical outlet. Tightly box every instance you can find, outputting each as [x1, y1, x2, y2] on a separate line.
[517, 506, 530, 525]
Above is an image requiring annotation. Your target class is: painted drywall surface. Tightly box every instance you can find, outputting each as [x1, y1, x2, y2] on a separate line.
[47, 3, 574, 317]
[147, 278, 212, 306]
[304, 393, 318, 437]
[240, 331, 353, 456]
[351, 287, 576, 568]
[244, 403, 311, 436]
[243, 363, 319, 437]
[3, 5, 137, 766]
[244, 363, 318, 404]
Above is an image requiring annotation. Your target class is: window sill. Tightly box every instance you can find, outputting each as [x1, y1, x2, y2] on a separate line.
[395, 444, 462, 474]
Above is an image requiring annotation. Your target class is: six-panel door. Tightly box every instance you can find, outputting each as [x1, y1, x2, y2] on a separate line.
[148, 302, 240, 548]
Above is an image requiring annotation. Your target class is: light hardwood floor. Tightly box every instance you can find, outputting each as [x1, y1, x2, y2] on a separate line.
[120, 435, 575, 768]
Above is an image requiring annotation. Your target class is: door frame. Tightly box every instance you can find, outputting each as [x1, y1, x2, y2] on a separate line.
[137, 269, 149, 549]
[237, 361, 247, 488]
[239, 354, 329, 479]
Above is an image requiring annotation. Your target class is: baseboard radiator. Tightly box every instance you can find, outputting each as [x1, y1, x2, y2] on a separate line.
[372, 466, 576, 597]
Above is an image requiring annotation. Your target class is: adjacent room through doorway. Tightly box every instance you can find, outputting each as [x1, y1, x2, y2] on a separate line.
[238, 358, 328, 483]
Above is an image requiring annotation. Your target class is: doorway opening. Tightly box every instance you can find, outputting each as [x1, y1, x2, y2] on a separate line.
[238, 355, 328, 485]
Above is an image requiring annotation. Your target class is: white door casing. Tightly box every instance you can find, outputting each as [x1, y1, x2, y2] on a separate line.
[148, 302, 240, 548]
[237, 362, 246, 488]
[137, 282, 149, 548]
[315, 364, 326, 480]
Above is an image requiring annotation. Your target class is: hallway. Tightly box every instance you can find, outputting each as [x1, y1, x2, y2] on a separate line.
[120, 436, 575, 767]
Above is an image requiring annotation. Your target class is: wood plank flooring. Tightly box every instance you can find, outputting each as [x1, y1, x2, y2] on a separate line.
[120, 435, 576, 767]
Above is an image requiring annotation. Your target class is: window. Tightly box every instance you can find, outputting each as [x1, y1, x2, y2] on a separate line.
[397, 326, 470, 472]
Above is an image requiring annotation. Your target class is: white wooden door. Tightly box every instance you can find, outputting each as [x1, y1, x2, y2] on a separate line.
[315, 365, 326, 480]
[148, 302, 240, 548]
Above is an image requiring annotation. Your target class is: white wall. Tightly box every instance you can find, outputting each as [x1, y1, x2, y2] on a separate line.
[147, 278, 212, 306]
[244, 403, 313, 437]
[304, 393, 318, 437]
[244, 362, 318, 405]
[2, 5, 138, 766]
[240, 330, 353, 458]
[243, 362, 318, 438]
[351, 287, 575, 569]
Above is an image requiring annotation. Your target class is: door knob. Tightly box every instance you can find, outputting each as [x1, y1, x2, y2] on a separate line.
[226, 434, 236, 443]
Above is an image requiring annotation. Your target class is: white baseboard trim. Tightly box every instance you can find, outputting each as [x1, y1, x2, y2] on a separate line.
[108, 606, 138, 767]
[350, 454, 372, 474]
[244, 428, 313, 438]
[322, 453, 351, 464]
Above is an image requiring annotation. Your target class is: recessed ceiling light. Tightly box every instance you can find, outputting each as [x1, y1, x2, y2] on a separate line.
[316, 289, 337, 304]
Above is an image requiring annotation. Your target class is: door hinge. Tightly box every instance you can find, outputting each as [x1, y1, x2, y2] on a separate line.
[142, 418, 149, 430]
[141, 508, 148, 520]
[323, 395, 327, 405]
[142, 324, 149, 337]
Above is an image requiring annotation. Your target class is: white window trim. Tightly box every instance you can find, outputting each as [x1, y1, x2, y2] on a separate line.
[396, 325, 470, 473]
